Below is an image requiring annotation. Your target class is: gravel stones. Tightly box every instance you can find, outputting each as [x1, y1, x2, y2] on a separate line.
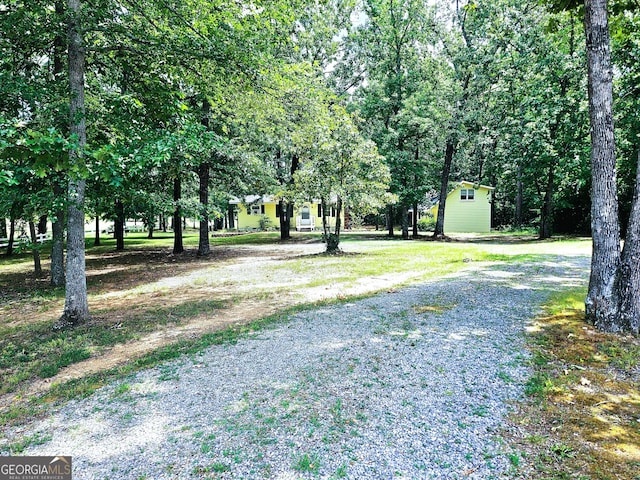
[18, 256, 589, 479]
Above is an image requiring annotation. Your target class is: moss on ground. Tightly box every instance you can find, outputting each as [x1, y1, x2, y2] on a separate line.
[509, 289, 640, 480]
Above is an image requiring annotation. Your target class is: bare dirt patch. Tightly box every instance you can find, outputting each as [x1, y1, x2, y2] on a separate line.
[0, 240, 421, 409]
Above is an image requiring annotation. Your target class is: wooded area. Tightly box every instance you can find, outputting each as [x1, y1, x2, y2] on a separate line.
[1, 0, 639, 334]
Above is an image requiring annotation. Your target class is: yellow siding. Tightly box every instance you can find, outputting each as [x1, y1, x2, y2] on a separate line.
[264, 203, 277, 219]
[430, 185, 492, 233]
[236, 206, 261, 229]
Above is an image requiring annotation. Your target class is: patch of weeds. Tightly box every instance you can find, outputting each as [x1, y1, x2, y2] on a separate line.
[373, 322, 390, 335]
[457, 420, 469, 429]
[37, 363, 60, 379]
[330, 464, 348, 479]
[222, 447, 245, 464]
[597, 341, 640, 370]
[507, 451, 522, 467]
[550, 443, 575, 458]
[330, 398, 343, 422]
[210, 462, 230, 473]
[157, 364, 179, 382]
[36, 346, 92, 379]
[121, 412, 134, 422]
[413, 303, 456, 314]
[497, 370, 514, 383]
[198, 434, 217, 455]
[525, 434, 546, 444]
[193, 462, 230, 475]
[309, 414, 321, 428]
[113, 382, 131, 396]
[471, 405, 489, 417]
[292, 452, 321, 475]
[4, 432, 51, 454]
[524, 372, 554, 399]
[401, 318, 415, 331]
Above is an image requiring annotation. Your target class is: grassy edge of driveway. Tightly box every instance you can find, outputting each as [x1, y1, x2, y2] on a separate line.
[506, 288, 640, 480]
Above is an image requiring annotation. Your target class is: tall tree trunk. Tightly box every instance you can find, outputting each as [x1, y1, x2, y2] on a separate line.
[227, 205, 235, 229]
[583, 0, 622, 332]
[401, 204, 409, 240]
[326, 196, 342, 253]
[539, 161, 556, 240]
[29, 220, 42, 277]
[515, 162, 523, 228]
[198, 99, 211, 255]
[114, 199, 124, 251]
[279, 200, 292, 240]
[279, 154, 299, 241]
[60, 179, 89, 326]
[94, 215, 100, 246]
[434, 138, 456, 238]
[50, 178, 65, 287]
[57, 0, 89, 328]
[614, 149, 640, 334]
[173, 177, 183, 254]
[197, 162, 210, 256]
[387, 205, 394, 236]
[412, 202, 419, 238]
[6, 209, 16, 256]
[37, 215, 48, 235]
[321, 198, 330, 241]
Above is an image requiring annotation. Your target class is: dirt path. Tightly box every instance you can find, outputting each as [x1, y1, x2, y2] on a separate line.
[1, 242, 426, 408]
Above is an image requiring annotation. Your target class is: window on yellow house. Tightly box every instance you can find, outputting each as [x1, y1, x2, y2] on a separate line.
[249, 204, 262, 215]
[460, 189, 475, 201]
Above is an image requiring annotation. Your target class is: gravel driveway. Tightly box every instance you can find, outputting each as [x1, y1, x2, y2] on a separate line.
[16, 255, 589, 479]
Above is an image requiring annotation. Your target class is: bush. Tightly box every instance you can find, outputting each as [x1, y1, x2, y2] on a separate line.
[417, 214, 436, 232]
[258, 215, 274, 231]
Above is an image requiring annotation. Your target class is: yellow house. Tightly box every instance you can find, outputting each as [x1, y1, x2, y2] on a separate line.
[429, 181, 494, 233]
[229, 195, 342, 231]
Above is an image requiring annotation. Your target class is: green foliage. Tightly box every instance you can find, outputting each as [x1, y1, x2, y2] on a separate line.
[342, 0, 440, 214]
[524, 372, 554, 398]
[417, 214, 436, 232]
[258, 215, 275, 231]
[293, 103, 391, 251]
[292, 452, 321, 474]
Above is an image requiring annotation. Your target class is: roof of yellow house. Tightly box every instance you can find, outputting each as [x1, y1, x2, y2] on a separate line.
[457, 181, 495, 191]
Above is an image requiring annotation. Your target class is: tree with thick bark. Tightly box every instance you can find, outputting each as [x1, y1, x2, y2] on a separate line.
[57, 0, 89, 328]
[581, 0, 639, 334]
